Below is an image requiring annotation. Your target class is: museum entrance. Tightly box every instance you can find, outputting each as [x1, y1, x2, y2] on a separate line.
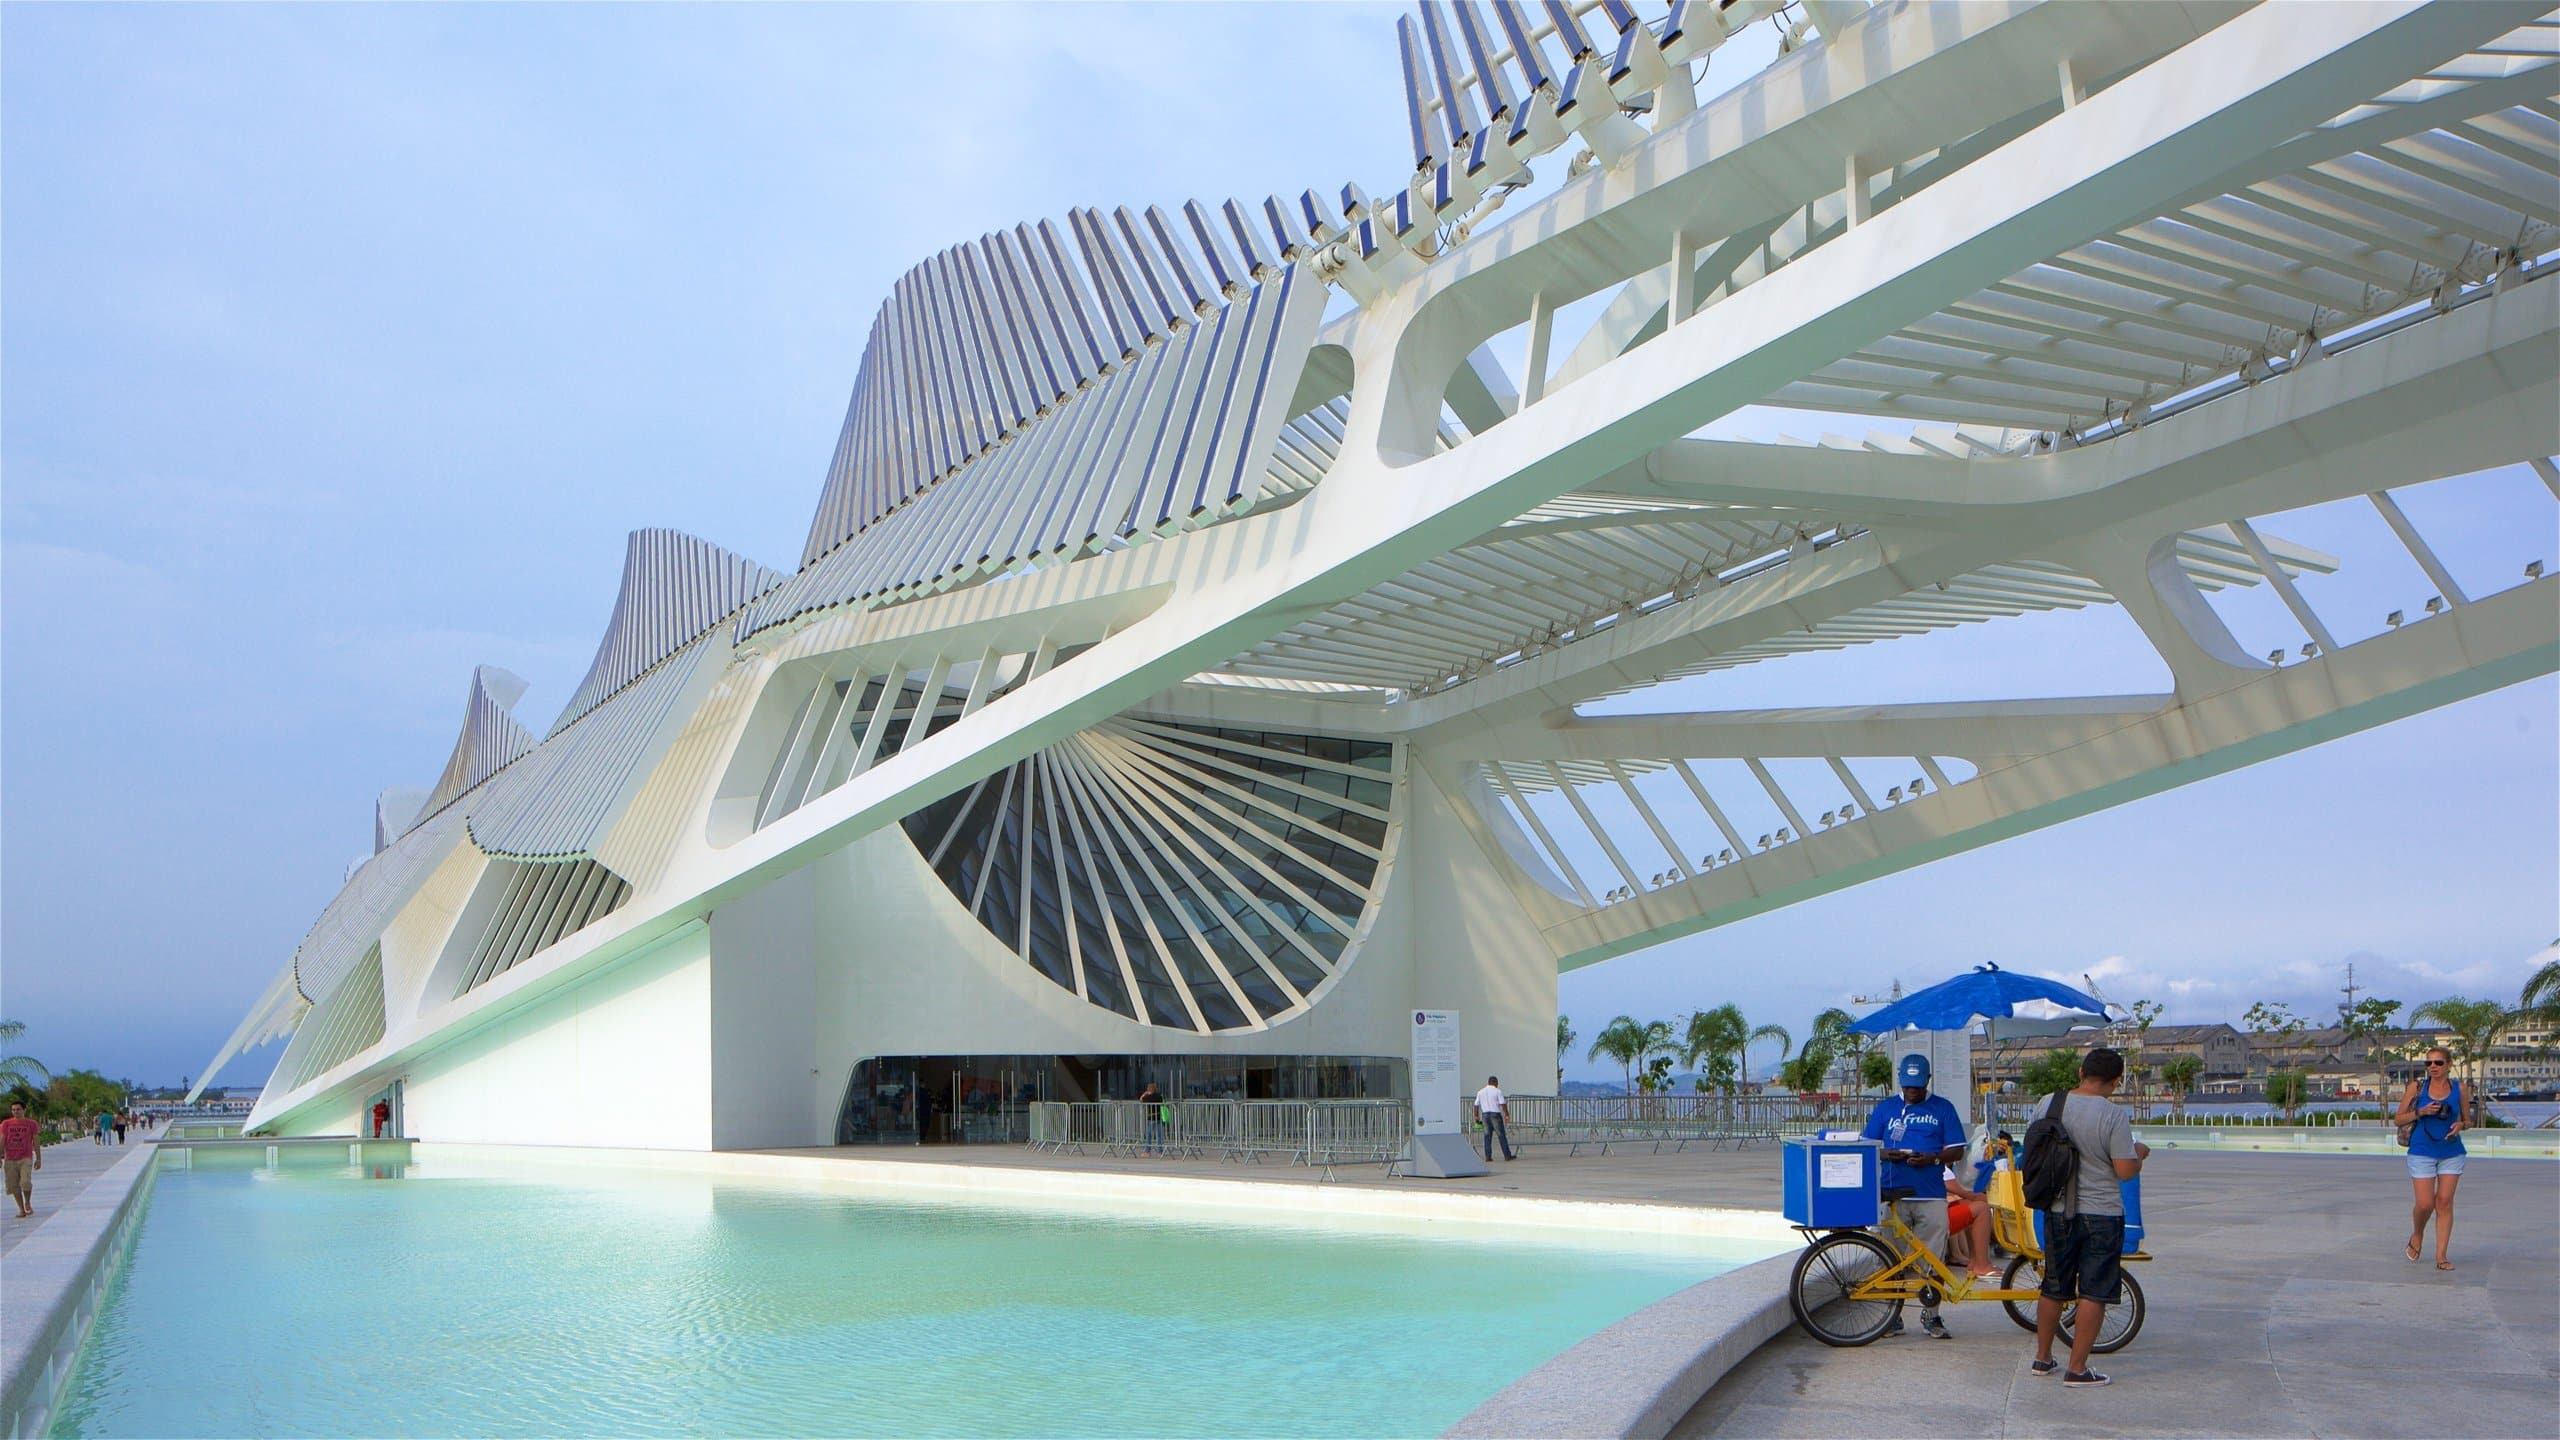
[834, 1054, 1406, 1145]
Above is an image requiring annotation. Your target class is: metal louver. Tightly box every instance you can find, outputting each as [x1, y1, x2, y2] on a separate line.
[897, 720, 1400, 1033]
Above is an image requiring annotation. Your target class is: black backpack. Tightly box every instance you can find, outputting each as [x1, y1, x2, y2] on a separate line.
[2020, 1089, 2082, 1213]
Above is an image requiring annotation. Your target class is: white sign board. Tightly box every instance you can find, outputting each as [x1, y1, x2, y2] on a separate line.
[1819, 1153, 1865, 1189]
[1412, 1010, 1462, 1135]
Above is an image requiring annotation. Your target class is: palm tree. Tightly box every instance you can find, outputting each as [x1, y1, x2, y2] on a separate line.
[2519, 946, 2560, 1028]
[1804, 1007, 1858, 1092]
[1586, 1016, 1658, 1097]
[1555, 1015, 1576, 1091]
[2161, 1054, 2202, 1120]
[0, 1021, 46, 1094]
[1682, 1004, 1791, 1096]
[2414, 997, 2509, 1099]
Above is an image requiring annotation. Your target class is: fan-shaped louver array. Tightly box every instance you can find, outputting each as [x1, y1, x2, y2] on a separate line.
[897, 721, 1398, 1033]
[551, 529, 784, 735]
[745, 203, 1330, 641]
[269, 945, 385, 1094]
[416, 666, 537, 823]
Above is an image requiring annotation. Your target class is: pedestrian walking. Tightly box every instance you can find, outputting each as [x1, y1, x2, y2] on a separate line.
[2026, 1046, 2147, 1388]
[1138, 1082, 1167, 1155]
[3, 1102, 41, 1219]
[2395, 1045, 2470, 1271]
[113, 1111, 128, 1145]
[1473, 1076, 1515, 1162]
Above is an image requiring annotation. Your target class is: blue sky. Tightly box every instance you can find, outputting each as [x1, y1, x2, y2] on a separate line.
[4, 5, 2552, 1090]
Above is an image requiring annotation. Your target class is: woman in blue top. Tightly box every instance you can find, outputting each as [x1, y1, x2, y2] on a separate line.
[2394, 1046, 2469, 1271]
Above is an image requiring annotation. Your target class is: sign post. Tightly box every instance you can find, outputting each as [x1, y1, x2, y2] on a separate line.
[1405, 1009, 1489, 1177]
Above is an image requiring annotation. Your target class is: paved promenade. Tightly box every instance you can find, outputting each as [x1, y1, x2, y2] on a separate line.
[1, 1139, 139, 1257]
[1672, 1149, 2557, 1440]
[814, 1140, 2555, 1438]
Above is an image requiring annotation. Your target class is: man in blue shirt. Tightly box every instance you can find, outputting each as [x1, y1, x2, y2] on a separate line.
[1862, 1052, 1968, 1338]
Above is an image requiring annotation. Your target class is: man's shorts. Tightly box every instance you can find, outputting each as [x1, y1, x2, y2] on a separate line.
[4, 1157, 32, 1200]
[2407, 1153, 2466, 1179]
[2039, 1212, 2124, 1305]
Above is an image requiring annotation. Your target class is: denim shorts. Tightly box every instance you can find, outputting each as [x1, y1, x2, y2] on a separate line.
[2039, 1212, 2124, 1305]
[2407, 1153, 2466, 1179]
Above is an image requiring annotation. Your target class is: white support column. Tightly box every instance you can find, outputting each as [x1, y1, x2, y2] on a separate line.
[2367, 491, 2470, 607]
[1744, 758, 1813, 839]
[1825, 757, 1879, 814]
[846, 657, 909, 778]
[1669, 235, 1698, 327]
[1843, 155, 1871, 229]
[1916, 756, 1954, 793]
[2058, 56, 2086, 109]
[1605, 761, 1695, 881]
[957, 645, 1007, 717]
[1521, 292, 1555, 407]
[1546, 762, 1648, 895]
[2229, 517, 2341, 653]
[1490, 764, 1598, 908]
[1671, 760, 1752, 860]
[898, 655, 957, 755]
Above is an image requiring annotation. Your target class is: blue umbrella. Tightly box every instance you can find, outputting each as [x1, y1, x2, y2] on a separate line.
[1849, 963, 2111, 1035]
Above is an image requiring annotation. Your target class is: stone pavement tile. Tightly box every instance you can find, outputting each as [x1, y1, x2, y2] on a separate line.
[2272, 1361, 2556, 1440]
[1715, 1333, 1994, 1410]
[2266, 1277, 2545, 1375]
[2006, 1357, 2304, 1439]
[1686, 1397, 1953, 1439]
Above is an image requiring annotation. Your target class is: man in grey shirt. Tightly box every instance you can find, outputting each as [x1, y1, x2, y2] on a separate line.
[2031, 1046, 2148, 1388]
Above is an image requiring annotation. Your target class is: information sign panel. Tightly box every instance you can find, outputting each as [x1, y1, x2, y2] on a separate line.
[1412, 1009, 1462, 1135]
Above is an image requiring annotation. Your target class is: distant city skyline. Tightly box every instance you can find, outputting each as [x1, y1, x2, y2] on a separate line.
[5, 4, 2552, 1090]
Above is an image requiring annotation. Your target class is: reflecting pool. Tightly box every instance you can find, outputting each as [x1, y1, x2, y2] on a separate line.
[57, 1152, 1769, 1437]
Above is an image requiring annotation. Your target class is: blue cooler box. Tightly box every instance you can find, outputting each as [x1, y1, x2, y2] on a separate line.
[1782, 1136, 1881, 1229]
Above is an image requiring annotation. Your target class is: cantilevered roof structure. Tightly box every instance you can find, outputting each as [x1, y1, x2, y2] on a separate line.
[198, 0, 2560, 1152]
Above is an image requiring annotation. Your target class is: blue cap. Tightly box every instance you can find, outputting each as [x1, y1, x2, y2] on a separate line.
[1897, 1053, 1932, 1087]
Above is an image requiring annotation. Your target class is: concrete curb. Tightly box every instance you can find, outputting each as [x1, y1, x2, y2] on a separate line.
[1446, 1251, 1797, 1440]
[0, 1143, 159, 1438]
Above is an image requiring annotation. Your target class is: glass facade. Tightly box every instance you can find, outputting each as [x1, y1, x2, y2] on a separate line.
[897, 722, 1397, 1034]
[835, 1053, 1409, 1145]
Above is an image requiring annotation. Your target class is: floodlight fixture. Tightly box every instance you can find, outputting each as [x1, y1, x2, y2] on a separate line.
[1887, 785, 1904, 803]
[2529, 561, 2545, 580]
[2425, 596, 2444, 615]
[1757, 835, 1772, 850]
[1821, 810, 1836, 827]
[2387, 610, 2404, 628]
[1718, 848, 1734, 865]
[2268, 649, 2285, 665]
[2300, 642, 2318, 659]
[1775, 826, 1791, 844]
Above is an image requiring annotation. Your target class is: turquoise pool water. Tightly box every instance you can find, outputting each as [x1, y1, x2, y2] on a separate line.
[56, 1152, 1768, 1437]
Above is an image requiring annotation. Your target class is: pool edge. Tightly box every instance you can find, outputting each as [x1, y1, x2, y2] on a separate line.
[0, 1144, 159, 1439]
[411, 1141, 1805, 1244]
[1445, 1250, 1797, 1440]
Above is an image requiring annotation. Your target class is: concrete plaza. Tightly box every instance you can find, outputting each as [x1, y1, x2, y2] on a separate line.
[817, 1138, 2556, 1439]
[1669, 1148, 2555, 1440]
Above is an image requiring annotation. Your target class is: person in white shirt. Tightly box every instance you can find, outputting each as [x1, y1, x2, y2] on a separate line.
[1473, 1077, 1515, 1162]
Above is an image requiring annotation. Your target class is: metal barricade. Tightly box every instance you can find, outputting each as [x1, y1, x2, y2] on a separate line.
[1226, 1100, 1312, 1164]
[1026, 1102, 1071, 1153]
[1307, 1100, 1410, 1178]
[1168, 1099, 1236, 1159]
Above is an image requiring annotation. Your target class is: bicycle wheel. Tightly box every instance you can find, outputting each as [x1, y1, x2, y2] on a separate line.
[2003, 1257, 2146, 1354]
[2080, 1270, 2145, 1354]
[1788, 1231, 1902, 1347]
[1999, 1253, 2043, 1333]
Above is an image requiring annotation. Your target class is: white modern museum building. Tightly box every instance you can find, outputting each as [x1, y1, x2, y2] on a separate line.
[195, 0, 2560, 1151]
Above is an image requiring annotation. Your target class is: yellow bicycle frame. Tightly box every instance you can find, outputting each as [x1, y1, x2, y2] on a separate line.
[1843, 1208, 2039, 1306]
